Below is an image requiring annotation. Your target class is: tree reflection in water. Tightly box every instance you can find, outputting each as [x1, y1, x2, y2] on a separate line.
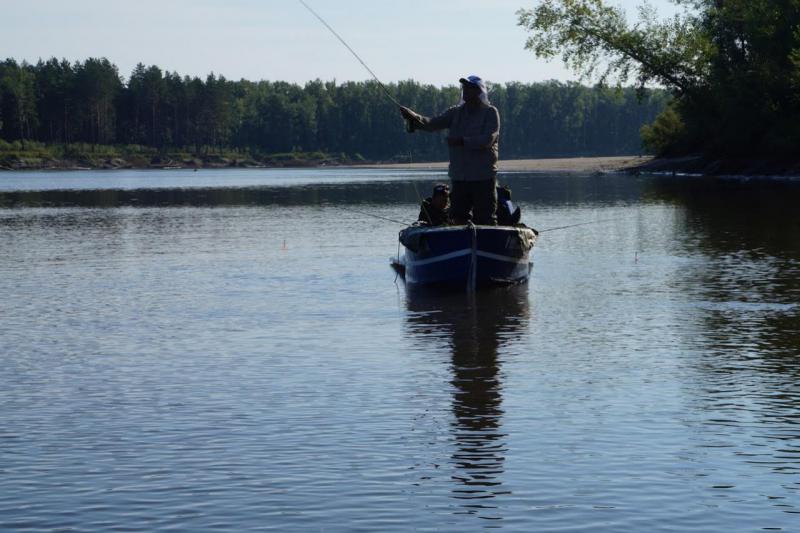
[404, 285, 530, 519]
[645, 177, 800, 487]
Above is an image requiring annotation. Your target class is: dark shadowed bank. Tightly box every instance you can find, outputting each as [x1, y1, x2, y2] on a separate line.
[627, 156, 800, 178]
[0, 143, 356, 171]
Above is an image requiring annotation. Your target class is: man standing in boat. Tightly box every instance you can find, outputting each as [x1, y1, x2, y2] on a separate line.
[400, 75, 500, 225]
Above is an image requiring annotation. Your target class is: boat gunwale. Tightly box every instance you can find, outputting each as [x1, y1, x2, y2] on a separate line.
[400, 224, 536, 234]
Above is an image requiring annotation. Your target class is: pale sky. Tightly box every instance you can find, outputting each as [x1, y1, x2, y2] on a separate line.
[2, 0, 681, 86]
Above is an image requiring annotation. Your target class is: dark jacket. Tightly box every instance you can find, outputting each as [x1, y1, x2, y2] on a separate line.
[496, 186, 521, 226]
[417, 198, 450, 226]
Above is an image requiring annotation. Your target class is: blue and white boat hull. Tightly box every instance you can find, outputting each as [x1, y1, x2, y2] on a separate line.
[394, 225, 537, 288]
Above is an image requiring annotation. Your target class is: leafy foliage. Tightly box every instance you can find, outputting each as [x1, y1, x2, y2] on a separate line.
[518, 0, 800, 158]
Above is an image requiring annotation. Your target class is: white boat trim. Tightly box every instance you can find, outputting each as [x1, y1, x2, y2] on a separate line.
[406, 249, 471, 267]
[406, 248, 528, 267]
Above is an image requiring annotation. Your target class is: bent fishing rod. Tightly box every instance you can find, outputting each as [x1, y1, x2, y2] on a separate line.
[298, 0, 403, 110]
[299, 0, 429, 219]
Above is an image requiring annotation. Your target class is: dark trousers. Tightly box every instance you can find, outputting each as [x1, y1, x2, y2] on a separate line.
[450, 178, 497, 225]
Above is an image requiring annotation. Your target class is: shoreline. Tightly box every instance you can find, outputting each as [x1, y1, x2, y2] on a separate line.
[0, 155, 652, 174]
[356, 155, 651, 173]
[6, 153, 797, 177]
[626, 155, 800, 178]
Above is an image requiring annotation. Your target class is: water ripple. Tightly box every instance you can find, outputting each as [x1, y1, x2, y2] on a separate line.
[2, 174, 800, 530]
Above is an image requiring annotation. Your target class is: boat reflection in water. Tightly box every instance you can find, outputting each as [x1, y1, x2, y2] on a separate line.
[404, 285, 530, 519]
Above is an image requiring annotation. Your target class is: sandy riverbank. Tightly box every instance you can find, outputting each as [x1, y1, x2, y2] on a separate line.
[356, 155, 652, 173]
[1, 153, 653, 173]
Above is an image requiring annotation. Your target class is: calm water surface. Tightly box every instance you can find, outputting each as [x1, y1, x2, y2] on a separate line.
[1, 168, 799, 531]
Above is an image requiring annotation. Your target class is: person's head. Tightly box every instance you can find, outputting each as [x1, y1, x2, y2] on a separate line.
[431, 183, 449, 210]
[459, 75, 488, 107]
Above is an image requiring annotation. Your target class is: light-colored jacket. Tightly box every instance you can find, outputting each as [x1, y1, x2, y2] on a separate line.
[410, 103, 500, 182]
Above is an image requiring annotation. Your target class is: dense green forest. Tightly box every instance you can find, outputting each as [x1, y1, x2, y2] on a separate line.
[0, 57, 668, 165]
[519, 0, 800, 160]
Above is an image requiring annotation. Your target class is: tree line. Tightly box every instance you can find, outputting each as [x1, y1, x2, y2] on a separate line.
[518, 0, 800, 159]
[0, 57, 669, 161]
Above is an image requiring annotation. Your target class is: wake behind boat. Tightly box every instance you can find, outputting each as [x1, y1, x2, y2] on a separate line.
[392, 224, 538, 289]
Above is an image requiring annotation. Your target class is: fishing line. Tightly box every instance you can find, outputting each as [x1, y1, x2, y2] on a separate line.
[409, 180, 430, 222]
[299, 0, 433, 220]
[537, 216, 629, 233]
[298, 0, 403, 108]
[334, 204, 409, 225]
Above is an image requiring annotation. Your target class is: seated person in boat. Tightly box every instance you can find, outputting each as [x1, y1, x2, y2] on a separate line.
[418, 183, 451, 226]
[496, 185, 522, 226]
[400, 75, 499, 225]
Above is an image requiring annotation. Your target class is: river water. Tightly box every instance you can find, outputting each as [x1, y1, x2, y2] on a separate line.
[1, 168, 799, 531]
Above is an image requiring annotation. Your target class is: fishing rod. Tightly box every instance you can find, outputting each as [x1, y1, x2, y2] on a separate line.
[298, 0, 429, 216]
[335, 207, 628, 233]
[298, 0, 403, 109]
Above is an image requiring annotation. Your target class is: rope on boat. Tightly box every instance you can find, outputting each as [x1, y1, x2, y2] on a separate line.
[468, 222, 477, 292]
